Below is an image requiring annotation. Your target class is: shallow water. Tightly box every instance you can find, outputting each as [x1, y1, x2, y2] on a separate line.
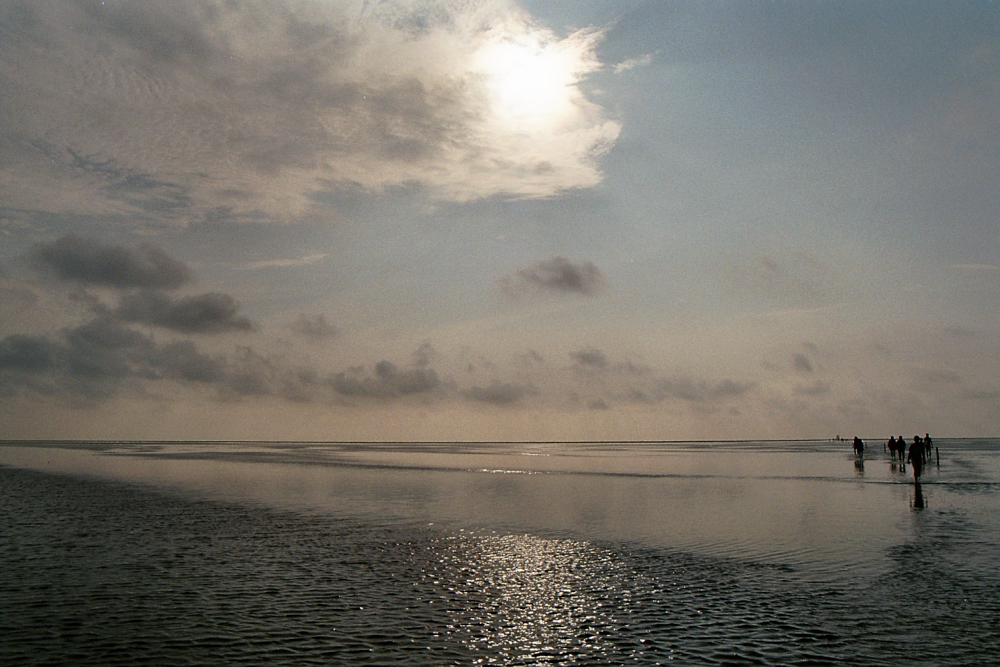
[2, 439, 999, 665]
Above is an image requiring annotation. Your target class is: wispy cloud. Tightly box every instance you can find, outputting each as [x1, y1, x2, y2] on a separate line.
[242, 254, 330, 270]
[613, 53, 654, 74]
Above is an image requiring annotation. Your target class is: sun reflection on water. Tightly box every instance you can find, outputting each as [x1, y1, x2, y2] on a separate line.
[430, 532, 631, 664]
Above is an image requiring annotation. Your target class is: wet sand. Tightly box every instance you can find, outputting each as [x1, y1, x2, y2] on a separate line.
[2, 439, 999, 665]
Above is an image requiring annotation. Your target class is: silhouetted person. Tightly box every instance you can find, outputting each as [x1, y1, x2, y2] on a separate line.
[888, 436, 898, 459]
[853, 437, 865, 458]
[908, 436, 924, 481]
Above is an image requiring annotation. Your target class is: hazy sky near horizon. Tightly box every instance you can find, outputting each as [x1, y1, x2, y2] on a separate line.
[2, 0, 999, 441]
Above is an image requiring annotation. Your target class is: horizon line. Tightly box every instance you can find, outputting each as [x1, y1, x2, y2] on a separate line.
[2, 436, 995, 446]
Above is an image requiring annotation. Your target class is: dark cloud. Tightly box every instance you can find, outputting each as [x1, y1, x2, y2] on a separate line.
[412, 342, 436, 368]
[289, 313, 340, 341]
[571, 347, 608, 369]
[0, 334, 59, 373]
[328, 361, 440, 398]
[0, 318, 156, 400]
[463, 382, 535, 405]
[588, 399, 610, 410]
[115, 290, 256, 334]
[0, 316, 295, 403]
[501, 257, 605, 297]
[146, 341, 226, 384]
[62, 318, 156, 382]
[30, 234, 192, 289]
[793, 353, 813, 373]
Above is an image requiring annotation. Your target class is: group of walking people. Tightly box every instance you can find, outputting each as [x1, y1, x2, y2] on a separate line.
[886, 433, 935, 480]
[851, 433, 936, 481]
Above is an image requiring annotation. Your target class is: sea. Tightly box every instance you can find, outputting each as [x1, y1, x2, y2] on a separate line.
[1, 438, 998, 666]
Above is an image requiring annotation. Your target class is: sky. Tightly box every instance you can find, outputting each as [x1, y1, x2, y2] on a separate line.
[1, 0, 999, 441]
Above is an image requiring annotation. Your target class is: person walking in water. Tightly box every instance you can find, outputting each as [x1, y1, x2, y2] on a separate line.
[908, 435, 924, 481]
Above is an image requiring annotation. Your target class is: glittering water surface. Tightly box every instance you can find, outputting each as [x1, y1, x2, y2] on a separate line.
[2, 440, 999, 665]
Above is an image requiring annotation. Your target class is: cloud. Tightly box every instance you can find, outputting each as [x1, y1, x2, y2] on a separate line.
[654, 378, 755, 403]
[794, 380, 831, 397]
[0, 334, 60, 374]
[114, 290, 256, 334]
[1, 0, 620, 223]
[613, 53, 654, 74]
[727, 253, 834, 310]
[0, 318, 160, 400]
[328, 360, 440, 398]
[242, 254, 330, 270]
[0, 315, 316, 403]
[29, 235, 192, 289]
[146, 341, 226, 384]
[571, 347, 608, 369]
[501, 256, 605, 296]
[792, 353, 813, 373]
[412, 341, 436, 367]
[463, 382, 535, 405]
[289, 313, 340, 341]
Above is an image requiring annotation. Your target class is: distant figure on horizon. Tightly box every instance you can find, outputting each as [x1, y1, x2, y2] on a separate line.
[908, 436, 924, 481]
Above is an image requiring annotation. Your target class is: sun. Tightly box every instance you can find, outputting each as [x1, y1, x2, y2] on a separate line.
[473, 35, 580, 128]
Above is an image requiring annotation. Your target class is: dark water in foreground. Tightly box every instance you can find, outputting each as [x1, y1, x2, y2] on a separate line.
[2, 440, 999, 665]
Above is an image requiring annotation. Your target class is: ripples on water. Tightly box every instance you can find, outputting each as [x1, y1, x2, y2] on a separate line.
[3, 460, 999, 666]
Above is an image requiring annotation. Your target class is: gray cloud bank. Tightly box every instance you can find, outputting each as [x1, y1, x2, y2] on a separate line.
[0, 235, 759, 414]
[5, 235, 992, 434]
[0, 0, 621, 223]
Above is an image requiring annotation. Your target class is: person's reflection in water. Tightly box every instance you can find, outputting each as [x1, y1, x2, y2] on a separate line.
[853, 458, 865, 476]
[912, 481, 925, 509]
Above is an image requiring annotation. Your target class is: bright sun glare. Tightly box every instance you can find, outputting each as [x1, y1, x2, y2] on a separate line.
[474, 36, 578, 127]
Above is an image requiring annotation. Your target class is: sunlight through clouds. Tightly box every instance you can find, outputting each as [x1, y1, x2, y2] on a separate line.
[0, 0, 620, 223]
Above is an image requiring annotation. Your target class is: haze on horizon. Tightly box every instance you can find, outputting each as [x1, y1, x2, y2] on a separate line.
[1, 0, 998, 441]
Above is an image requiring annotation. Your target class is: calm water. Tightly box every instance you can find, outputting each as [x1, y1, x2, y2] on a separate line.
[2, 439, 999, 665]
